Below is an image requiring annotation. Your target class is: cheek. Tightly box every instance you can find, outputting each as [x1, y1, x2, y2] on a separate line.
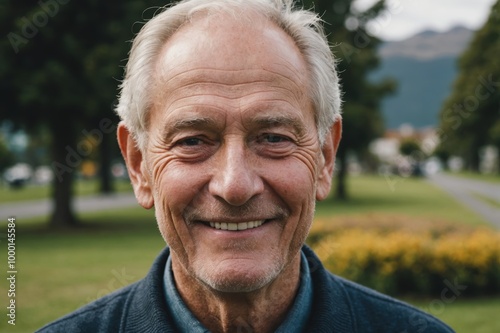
[150, 160, 208, 243]
[263, 156, 318, 209]
[156, 163, 207, 209]
[265, 159, 317, 257]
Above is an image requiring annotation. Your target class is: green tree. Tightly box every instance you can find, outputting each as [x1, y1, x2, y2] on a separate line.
[0, 138, 15, 175]
[437, 0, 500, 172]
[399, 139, 421, 157]
[0, 1, 165, 227]
[489, 120, 500, 173]
[301, 0, 395, 199]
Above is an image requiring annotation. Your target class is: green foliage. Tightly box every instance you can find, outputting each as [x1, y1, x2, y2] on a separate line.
[0, 1, 166, 131]
[0, 138, 15, 173]
[489, 119, 500, 147]
[433, 144, 451, 167]
[437, 0, 500, 171]
[399, 138, 422, 157]
[0, 0, 166, 226]
[300, 0, 396, 198]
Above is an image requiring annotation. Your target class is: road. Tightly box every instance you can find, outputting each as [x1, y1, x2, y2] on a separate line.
[428, 173, 500, 228]
[0, 193, 139, 220]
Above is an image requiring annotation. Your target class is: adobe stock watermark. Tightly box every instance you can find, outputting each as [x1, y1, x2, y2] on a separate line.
[7, 0, 71, 54]
[437, 74, 500, 139]
[403, 278, 467, 333]
[51, 118, 116, 182]
[81, 268, 135, 307]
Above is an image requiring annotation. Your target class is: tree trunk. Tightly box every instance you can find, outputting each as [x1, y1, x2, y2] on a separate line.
[468, 148, 480, 173]
[335, 147, 348, 200]
[99, 134, 114, 194]
[497, 144, 500, 175]
[49, 123, 78, 228]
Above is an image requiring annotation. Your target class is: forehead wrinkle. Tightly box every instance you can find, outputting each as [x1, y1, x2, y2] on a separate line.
[265, 62, 308, 93]
[237, 96, 306, 113]
[163, 81, 296, 102]
[167, 84, 307, 117]
[159, 67, 304, 94]
[157, 84, 304, 112]
[157, 67, 264, 87]
[153, 87, 238, 117]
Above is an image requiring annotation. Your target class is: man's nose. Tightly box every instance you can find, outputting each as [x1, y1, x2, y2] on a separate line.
[208, 141, 264, 206]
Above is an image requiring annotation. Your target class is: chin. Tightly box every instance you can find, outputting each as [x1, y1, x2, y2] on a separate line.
[194, 259, 284, 293]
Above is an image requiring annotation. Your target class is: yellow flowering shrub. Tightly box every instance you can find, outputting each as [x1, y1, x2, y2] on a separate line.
[309, 214, 500, 296]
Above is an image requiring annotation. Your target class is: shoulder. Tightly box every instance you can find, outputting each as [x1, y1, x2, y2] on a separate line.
[301, 246, 455, 332]
[36, 283, 138, 333]
[327, 273, 455, 333]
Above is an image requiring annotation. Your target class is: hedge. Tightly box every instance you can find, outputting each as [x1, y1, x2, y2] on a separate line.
[308, 214, 500, 297]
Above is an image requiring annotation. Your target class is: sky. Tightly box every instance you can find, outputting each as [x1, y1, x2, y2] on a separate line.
[354, 0, 498, 41]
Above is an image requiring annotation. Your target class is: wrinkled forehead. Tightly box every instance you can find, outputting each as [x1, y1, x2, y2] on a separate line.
[153, 10, 309, 88]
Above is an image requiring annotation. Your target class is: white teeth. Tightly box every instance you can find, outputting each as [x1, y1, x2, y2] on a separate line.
[207, 220, 265, 231]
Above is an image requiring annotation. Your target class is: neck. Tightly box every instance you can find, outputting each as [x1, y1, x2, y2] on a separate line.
[171, 253, 301, 333]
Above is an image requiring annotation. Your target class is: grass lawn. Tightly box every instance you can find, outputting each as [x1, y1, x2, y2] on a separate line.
[446, 171, 500, 184]
[0, 208, 161, 332]
[407, 298, 500, 333]
[0, 175, 496, 332]
[472, 192, 500, 208]
[0, 178, 133, 203]
[317, 175, 489, 226]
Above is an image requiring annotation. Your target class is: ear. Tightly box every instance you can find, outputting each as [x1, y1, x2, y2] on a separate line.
[117, 122, 154, 209]
[316, 119, 342, 201]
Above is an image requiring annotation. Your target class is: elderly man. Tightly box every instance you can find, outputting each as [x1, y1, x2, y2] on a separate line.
[38, 0, 454, 332]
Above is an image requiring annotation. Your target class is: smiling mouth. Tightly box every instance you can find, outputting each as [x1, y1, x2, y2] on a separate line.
[208, 220, 266, 231]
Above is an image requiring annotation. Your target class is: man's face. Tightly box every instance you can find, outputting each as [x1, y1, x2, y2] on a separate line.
[128, 14, 336, 292]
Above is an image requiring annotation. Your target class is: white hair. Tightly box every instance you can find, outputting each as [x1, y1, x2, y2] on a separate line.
[115, 0, 342, 150]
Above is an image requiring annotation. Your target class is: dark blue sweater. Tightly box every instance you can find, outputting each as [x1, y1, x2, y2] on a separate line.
[37, 246, 454, 332]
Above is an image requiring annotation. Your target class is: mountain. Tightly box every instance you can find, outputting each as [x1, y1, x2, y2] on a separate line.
[372, 26, 474, 129]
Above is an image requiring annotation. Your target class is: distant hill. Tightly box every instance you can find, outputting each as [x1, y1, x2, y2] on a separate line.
[372, 26, 474, 129]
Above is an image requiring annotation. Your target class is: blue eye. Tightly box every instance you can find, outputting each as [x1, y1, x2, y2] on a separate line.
[180, 138, 203, 146]
[263, 134, 288, 143]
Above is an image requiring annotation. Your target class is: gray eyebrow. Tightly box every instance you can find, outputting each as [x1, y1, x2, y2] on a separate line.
[171, 117, 218, 130]
[251, 115, 307, 137]
[162, 117, 218, 141]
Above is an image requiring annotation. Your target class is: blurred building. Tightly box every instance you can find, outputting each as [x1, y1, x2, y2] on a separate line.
[370, 124, 441, 176]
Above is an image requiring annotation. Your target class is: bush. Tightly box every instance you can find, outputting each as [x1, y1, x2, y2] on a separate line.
[308, 215, 500, 297]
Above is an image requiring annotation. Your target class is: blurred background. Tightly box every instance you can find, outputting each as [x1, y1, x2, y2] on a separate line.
[0, 0, 499, 332]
